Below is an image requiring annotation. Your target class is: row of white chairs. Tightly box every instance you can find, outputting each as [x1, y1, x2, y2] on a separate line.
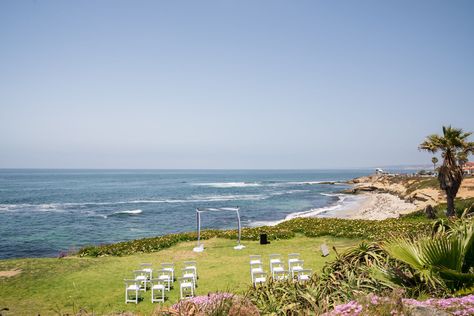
[250, 254, 312, 286]
[125, 261, 198, 304]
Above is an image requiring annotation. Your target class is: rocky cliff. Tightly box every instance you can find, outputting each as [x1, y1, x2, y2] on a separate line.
[345, 174, 474, 209]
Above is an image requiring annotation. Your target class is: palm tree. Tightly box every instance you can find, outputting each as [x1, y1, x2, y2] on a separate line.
[432, 157, 438, 172]
[458, 152, 468, 170]
[419, 126, 474, 217]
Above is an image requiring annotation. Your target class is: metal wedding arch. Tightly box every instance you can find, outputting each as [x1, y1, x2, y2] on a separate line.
[193, 207, 245, 252]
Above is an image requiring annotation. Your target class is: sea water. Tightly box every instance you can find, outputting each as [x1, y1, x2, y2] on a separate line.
[0, 169, 371, 259]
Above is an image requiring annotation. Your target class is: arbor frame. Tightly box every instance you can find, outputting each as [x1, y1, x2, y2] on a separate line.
[193, 207, 245, 252]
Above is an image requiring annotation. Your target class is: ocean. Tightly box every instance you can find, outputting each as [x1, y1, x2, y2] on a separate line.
[0, 169, 372, 259]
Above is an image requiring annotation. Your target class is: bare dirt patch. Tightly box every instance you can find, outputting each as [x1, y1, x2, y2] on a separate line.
[0, 269, 21, 278]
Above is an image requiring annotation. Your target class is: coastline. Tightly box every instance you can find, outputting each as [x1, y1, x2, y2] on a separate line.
[279, 173, 474, 221]
[281, 191, 418, 222]
[334, 192, 417, 220]
[254, 188, 419, 225]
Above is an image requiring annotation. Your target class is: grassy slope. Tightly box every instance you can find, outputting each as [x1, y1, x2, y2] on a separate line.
[402, 197, 474, 219]
[0, 236, 358, 316]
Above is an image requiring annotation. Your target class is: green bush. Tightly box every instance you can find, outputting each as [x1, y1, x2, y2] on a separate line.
[77, 217, 431, 257]
[77, 226, 294, 257]
[402, 197, 474, 220]
[246, 241, 397, 315]
[277, 217, 432, 240]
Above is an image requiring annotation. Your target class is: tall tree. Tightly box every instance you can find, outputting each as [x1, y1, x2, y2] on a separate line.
[419, 126, 474, 217]
[432, 157, 439, 172]
[458, 152, 468, 170]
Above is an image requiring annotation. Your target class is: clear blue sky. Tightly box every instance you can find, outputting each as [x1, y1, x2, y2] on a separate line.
[0, 1, 473, 169]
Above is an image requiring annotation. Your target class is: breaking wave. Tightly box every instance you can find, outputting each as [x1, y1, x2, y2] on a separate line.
[249, 193, 364, 227]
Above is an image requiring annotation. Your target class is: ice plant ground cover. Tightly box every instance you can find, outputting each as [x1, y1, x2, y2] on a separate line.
[171, 293, 234, 310]
[78, 217, 431, 257]
[324, 294, 474, 316]
[167, 293, 259, 315]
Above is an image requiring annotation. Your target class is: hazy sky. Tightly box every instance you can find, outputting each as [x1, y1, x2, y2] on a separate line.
[0, 1, 473, 169]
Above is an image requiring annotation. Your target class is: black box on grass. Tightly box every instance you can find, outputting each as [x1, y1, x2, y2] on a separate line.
[260, 233, 270, 245]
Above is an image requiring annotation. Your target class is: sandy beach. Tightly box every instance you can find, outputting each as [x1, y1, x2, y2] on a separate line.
[340, 192, 417, 220]
[337, 174, 474, 220]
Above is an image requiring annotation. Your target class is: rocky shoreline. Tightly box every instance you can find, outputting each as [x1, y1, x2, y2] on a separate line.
[344, 174, 441, 208]
[338, 174, 474, 220]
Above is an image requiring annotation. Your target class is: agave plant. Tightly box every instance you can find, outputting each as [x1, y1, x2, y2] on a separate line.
[382, 219, 474, 292]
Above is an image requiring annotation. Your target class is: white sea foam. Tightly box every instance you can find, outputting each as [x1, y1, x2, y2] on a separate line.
[285, 189, 310, 194]
[268, 189, 310, 197]
[192, 180, 344, 188]
[119, 209, 142, 214]
[0, 193, 269, 212]
[286, 194, 367, 219]
[249, 193, 363, 227]
[249, 219, 286, 227]
[267, 181, 339, 187]
[285, 181, 336, 185]
[192, 182, 262, 188]
[107, 209, 143, 218]
[127, 194, 267, 203]
[285, 204, 342, 220]
[0, 203, 69, 213]
[320, 193, 346, 197]
[188, 194, 267, 202]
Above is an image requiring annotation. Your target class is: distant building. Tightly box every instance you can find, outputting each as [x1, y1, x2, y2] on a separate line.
[463, 162, 474, 175]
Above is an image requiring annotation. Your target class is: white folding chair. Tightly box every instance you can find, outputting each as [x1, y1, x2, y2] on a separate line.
[296, 269, 312, 282]
[150, 278, 167, 303]
[288, 253, 300, 270]
[271, 261, 285, 278]
[140, 263, 153, 280]
[182, 267, 197, 288]
[250, 262, 263, 283]
[269, 254, 282, 272]
[253, 271, 267, 287]
[124, 279, 140, 304]
[249, 255, 262, 265]
[161, 263, 175, 281]
[133, 270, 149, 292]
[273, 269, 289, 281]
[179, 276, 194, 299]
[156, 269, 172, 291]
[183, 261, 198, 279]
[290, 259, 304, 278]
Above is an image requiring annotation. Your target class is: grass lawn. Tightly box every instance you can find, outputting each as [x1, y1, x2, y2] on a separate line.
[0, 235, 359, 316]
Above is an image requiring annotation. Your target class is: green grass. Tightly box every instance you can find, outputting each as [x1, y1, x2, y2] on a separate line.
[78, 218, 432, 257]
[404, 177, 439, 194]
[402, 197, 474, 219]
[0, 236, 358, 316]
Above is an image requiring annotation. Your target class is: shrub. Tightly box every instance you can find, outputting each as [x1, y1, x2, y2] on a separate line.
[277, 217, 431, 240]
[77, 217, 431, 257]
[152, 293, 259, 316]
[78, 218, 431, 257]
[325, 294, 474, 316]
[77, 226, 294, 257]
[246, 242, 397, 315]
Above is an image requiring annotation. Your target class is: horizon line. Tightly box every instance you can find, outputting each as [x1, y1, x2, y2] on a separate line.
[0, 165, 431, 171]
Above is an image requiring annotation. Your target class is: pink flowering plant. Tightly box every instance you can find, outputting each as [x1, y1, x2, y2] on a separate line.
[171, 293, 234, 311]
[166, 293, 259, 316]
[324, 294, 474, 316]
